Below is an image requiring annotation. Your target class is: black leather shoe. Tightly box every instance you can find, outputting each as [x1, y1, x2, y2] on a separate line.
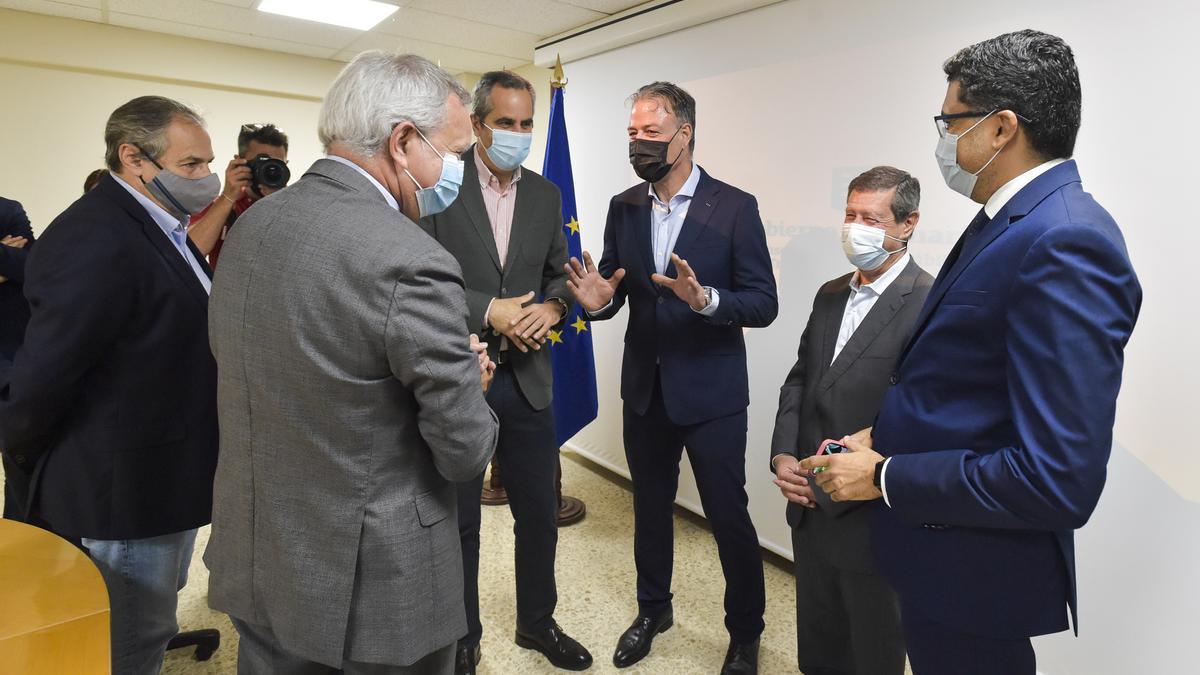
[719, 637, 759, 675]
[612, 608, 673, 669]
[454, 644, 480, 675]
[515, 623, 593, 671]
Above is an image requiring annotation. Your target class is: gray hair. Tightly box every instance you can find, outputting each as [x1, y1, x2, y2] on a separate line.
[319, 51, 470, 157]
[847, 166, 921, 222]
[472, 70, 536, 121]
[104, 96, 204, 172]
[628, 81, 696, 152]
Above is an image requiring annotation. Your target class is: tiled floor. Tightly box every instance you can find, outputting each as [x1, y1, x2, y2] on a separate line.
[160, 452, 804, 674]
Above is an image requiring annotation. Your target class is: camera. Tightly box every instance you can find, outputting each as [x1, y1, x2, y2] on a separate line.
[246, 154, 290, 191]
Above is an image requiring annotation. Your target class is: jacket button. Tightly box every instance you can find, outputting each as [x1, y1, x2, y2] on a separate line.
[657, 297, 664, 304]
[14, 454, 26, 464]
[889, 373, 899, 385]
[501, 287, 508, 295]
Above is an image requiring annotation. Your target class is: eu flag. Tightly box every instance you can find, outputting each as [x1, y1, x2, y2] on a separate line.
[542, 81, 599, 447]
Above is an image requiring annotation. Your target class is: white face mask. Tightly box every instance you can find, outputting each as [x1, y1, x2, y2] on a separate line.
[841, 222, 907, 271]
[935, 110, 1003, 199]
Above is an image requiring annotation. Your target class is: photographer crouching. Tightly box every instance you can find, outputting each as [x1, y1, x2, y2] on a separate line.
[189, 122, 290, 268]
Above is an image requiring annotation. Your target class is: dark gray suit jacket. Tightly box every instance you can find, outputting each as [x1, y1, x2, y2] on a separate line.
[205, 158, 499, 668]
[771, 258, 932, 573]
[419, 145, 572, 411]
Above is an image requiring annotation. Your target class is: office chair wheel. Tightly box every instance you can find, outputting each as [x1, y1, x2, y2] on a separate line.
[167, 628, 221, 661]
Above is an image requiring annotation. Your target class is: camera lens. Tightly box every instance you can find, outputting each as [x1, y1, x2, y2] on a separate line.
[250, 155, 290, 190]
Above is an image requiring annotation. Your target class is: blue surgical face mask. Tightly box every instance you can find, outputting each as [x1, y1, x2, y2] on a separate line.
[482, 123, 532, 171]
[404, 127, 464, 218]
[935, 110, 1002, 199]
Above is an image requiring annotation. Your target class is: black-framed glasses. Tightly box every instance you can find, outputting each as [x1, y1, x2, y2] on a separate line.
[934, 109, 1034, 138]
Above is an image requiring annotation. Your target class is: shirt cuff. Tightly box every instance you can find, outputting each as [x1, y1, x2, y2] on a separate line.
[880, 456, 892, 507]
[484, 298, 496, 331]
[586, 298, 614, 319]
[694, 286, 720, 316]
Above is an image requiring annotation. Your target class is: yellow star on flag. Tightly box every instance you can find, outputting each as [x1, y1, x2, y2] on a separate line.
[571, 317, 589, 334]
[565, 217, 580, 235]
[547, 329, 563, 345]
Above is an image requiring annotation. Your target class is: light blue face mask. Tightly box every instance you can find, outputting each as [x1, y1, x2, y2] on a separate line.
[405, 127, 464, 217]
[935, 110, 1003, 199]
[483, 123, 532, 171]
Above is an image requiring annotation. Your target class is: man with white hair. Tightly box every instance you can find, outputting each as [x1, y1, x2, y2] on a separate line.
[204, 51, 500, 674]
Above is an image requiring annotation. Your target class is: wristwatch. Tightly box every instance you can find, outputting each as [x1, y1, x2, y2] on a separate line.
[703, 286, 713, 307]
[873, 459, 885, 489]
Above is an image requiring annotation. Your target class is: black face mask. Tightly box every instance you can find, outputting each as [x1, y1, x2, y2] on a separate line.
[629, 126, 683, 183]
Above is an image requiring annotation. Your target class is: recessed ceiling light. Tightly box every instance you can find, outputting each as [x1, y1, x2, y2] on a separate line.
[258, 0, 399, 31]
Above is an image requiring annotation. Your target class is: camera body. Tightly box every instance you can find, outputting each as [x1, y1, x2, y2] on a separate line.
[246, 154, 290, 192]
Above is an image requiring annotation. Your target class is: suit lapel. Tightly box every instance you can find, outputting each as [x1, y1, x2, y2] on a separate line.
[102, 176, 208, 308]
[818, 280, 851, 381]
[627, 189, 656, 282]
[667, 170, 720, 276]
[819, 263, 918, 391]
[459, 148, 503, 272]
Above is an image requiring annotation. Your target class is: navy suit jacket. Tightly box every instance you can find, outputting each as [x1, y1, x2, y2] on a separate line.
[592, 167, 777, 425]
[0, 197, 34, 362]
[0, 174, 218, 539]
[872, 160, 1141, 639]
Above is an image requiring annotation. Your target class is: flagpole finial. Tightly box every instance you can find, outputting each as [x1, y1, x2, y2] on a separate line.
[551, 54, 567, 89]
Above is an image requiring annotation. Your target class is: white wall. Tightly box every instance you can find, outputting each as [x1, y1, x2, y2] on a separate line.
[0, 9, 346, 234]
[556, 1, 1197, 672]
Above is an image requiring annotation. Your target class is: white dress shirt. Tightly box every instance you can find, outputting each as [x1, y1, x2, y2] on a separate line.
[832, 255, 911, 364]
[879, 158, 1066, 506]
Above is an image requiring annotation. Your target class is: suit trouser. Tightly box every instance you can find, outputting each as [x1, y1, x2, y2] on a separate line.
[901, 604, 1035, 675]
[456, 365, 559, 647]
[791, 523, 905, 675]
[232, 618, 455, 675]
[622, 378, 765, 642]
[1, 451, 30, 521]
[80, 528, 198, 675]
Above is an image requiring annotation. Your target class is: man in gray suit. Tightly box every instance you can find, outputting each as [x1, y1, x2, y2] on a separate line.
[770, 166, 932, 675]
[420, 70, 591, 673]
[205, 51, 499, 674]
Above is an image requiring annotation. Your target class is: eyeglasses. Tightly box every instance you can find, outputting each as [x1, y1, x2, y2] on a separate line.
[933, 109, 1034, 138]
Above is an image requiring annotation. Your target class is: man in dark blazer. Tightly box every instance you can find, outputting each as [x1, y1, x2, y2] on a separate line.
[0, 196, 34, 520]
[420, 70, 591, 674]
[0, 96, 220, 675]
[567, 82, 777, 674]
[772, 167, 932, 675]
[803, 31, 1142, 675]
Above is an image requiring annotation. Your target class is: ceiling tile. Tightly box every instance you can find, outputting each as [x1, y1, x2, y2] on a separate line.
[554, 0, 646, 14]
[0, 0, 102, 21]
[373, 7, 537, 61]
[334, 31, 518, 74]
[106, 0, 364, 49]
[406, 0, 603, 38]
[107, 12, 340, 60]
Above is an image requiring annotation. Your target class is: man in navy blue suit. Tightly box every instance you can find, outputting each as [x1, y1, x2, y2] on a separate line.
[0, 196, 34, 520]
[802, 30, 1142, 674]
[1, 96, 220, 675]
[566, 82, 777, 674]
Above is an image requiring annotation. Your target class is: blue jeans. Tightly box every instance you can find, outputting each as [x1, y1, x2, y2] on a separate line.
[82, 528, 198, 675]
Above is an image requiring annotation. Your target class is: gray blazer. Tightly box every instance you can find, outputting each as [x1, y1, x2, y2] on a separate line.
[204, 158, 499, 668]
[771, 258, 932, 572]
[419, 146, 572, 411]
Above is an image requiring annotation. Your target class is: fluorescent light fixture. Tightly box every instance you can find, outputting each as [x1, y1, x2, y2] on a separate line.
[258, 0, 399, 31]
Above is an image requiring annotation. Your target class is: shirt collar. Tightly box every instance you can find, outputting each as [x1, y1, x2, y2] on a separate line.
[111, 172, 187, 236]
[984, 157, 1067, 219]
[649, 162, 701, 209]
[850, 253, 911, 295]
[474, 144, 521, 190]
[324, 154, 399, 211]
